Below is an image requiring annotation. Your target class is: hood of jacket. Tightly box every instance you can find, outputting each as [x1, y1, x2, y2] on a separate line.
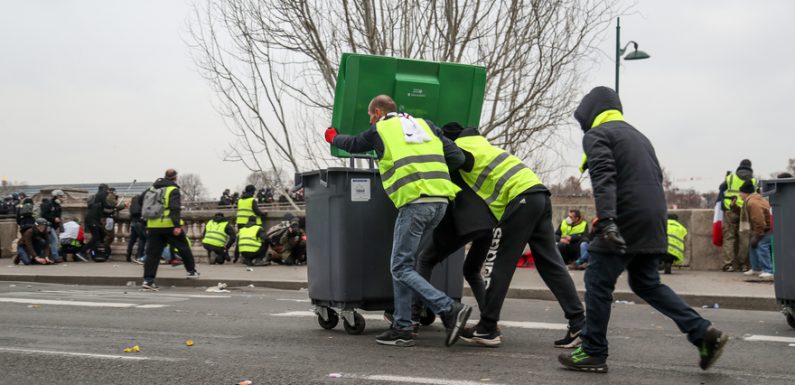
[152, 178, 178, 189]
[574, 86, 623, 132]
[735, 167, 754, 180]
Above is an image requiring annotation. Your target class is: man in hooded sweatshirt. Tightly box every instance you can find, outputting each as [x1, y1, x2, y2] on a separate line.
[140, 169, 200, 291]
[718, 159, 757, 272]
[558, 86, 727, 373]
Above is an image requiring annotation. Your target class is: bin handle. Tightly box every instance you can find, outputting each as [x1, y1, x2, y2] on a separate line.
[319, 169, 328, 188]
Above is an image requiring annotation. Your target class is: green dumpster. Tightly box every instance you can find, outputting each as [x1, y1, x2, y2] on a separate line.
[329, 53, 487, 158]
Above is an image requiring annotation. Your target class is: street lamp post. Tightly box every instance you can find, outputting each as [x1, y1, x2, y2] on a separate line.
[615, 17, 651, 95]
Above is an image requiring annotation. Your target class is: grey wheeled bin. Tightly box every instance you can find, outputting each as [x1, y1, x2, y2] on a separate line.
[300, 168, 464, 335]
[761, 177, 795, 329]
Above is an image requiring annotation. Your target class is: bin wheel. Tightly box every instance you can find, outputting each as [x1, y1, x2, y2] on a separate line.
[787, 312, 795, 329]
[343, 312, 366, 335]
[419, 309, 436, 326]
[318, 309, 339, 330]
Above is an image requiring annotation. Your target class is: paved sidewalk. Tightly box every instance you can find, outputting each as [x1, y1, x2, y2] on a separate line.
[0, 260, 778, 311]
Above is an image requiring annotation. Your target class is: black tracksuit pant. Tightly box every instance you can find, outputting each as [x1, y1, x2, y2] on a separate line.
[477, 191, 585, 331]
[204, 244, 228, 264]
[82, 222, 105, 257]
[143, 228, 196, 282]
[415, 230, 491, 313]
[126, 220, 147, 260]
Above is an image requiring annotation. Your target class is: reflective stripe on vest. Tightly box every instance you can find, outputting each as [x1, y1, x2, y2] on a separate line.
[375, 117, 460, 208]
[202, 220, 229, 247]
[667, 219, 688, 264]
[454, 135, 542, 220]
[238, 225, 262, 253]
[560, 219, 587, 237]
[146, 186, 178, 229]
[723, 174, 757, 209]
[236, 197, 261, 225]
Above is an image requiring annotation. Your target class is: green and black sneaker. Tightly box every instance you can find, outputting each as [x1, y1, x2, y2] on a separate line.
[699, 327, 729, 370]
[558, 347, 608, 373]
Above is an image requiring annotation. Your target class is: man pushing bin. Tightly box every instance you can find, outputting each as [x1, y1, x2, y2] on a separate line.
[324, 95, 472, 347]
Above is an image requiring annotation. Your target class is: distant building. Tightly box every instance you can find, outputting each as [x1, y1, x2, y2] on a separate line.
[7, 181, 153, 198]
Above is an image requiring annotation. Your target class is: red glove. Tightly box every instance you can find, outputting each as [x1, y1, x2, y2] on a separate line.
[325, 127, 338, 144]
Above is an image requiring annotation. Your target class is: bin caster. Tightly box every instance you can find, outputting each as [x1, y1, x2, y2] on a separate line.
[316, 307, 339, 330]
[783, 306, 795, 329]
[342, 310, 366, 335]
[419, 308, 436, 326]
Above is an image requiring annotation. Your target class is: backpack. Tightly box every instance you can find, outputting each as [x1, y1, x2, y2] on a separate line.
[19, 202, 34, 217]
[141, 187, 167, 219]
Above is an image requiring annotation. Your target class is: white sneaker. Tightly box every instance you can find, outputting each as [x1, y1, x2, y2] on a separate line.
[758, 272, 774, 280]
[743, 270, 760, 276]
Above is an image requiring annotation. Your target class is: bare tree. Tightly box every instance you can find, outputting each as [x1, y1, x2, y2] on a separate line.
[179, 173, 208, 203]
[188, 0, 619, 176]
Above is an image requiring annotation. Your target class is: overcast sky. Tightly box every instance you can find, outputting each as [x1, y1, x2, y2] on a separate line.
[1, 1, 793, 196]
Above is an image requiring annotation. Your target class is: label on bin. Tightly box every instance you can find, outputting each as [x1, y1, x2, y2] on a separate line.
[351, 178, 371, 202]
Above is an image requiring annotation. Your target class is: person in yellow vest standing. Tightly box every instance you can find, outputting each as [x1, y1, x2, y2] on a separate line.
[438, 123, 585, 349]
[661, 213, 688, 274]
[325, 95, 471, 348]
[237, 216, 270, 267]
[236, 185, 266, 226]
[718, 159, 757, 272]
[202, 213, 236, 265]
[556, 209, 590, 266]
[140, 169, 200, 291]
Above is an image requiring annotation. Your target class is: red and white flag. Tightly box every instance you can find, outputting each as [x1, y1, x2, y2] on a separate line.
[712, 201, 723, 247]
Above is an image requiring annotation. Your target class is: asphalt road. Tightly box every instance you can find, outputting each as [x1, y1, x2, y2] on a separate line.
[0, 282, 793, 385]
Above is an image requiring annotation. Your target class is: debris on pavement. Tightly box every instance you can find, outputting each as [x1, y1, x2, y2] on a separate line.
[206, 283, 230, 293]
[185, 340, 194, 347]
[328, 373, 342, 378]
[27, 304, 41, 309]
[238, 381, 252, 385]
[123, 345, 141, 353]
[245, 268, 254, 272]
[614, 300, 635, 305]
[702, 303, 720, 309]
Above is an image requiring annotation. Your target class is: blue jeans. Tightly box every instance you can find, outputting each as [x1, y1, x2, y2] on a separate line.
[581, 251, 710, 358]
[48, 228, 62, 262]
[575, 241, 590, 265]
[749, 232, 772, 273]
[17, 242, 46, 265]
[390, 202, 453, 331]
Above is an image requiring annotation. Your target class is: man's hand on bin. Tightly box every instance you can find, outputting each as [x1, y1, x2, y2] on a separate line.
[593, 218, 627, 254]
[325, 127, 338, 144]
[751, 234, 760, 248]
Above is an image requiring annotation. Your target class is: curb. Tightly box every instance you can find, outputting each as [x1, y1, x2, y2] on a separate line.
[0, 275, 778, 312]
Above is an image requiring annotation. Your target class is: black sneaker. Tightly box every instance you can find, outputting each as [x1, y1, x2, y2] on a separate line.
[375, 328, 415, 347]
[440, 302, 472, 347]
[460, 326, 502, 347]
[142, 281, 159, 292]
[554, 325, 582, 348]
[186, 271, 200, 279]
[699, 327, 728, 370]
[558, 347, 608, 373]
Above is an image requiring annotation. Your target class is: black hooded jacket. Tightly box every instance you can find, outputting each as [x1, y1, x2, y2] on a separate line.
[575, 87, 667, 254]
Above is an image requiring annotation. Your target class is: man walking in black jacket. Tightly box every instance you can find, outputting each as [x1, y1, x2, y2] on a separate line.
[558, 87, 727, 373]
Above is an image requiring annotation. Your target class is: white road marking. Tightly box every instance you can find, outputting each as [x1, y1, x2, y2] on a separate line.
[276, 298, 311, 303]
[498, 321, 567, 330]
[0, 298, 167, 309]
[744, 335, 795, 344]
[271, 311, 567, 330]
[0, 347, 184, 361]
[342, 374, 507, 385]
[36, 290, 231, 299]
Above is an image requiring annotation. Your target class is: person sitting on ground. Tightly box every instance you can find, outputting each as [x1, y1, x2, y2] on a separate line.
[572, 218, 600, 270]
[266, 214, 306, 265]
[661, 213, 688, 274]
[202, 213, 236, 264]
[555, 209, 589, 266]
[15, 218, 55, 265]
[59, 217, 88, 262]
[740, 181, 773, 280]
[237, 216, 270, 266]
